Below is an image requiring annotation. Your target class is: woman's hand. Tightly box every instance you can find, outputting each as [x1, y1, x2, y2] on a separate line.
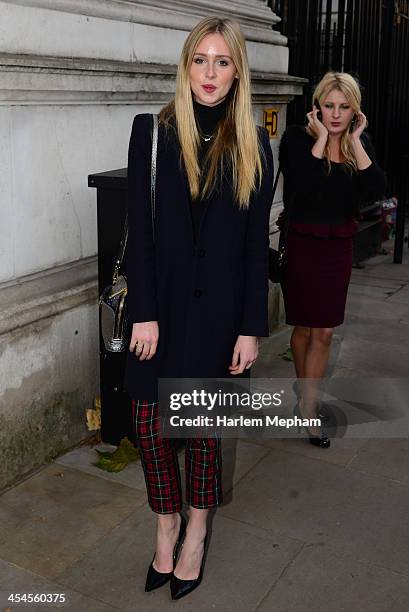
[229, 335, 259, 375]
[348, 110, 372, 170]
[306, 106, 328, 142]
[129, 321, 159, 360]
[348, 110, 367, 143]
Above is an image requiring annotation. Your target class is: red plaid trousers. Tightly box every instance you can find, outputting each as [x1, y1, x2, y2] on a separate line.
[132, 399, 223, 514]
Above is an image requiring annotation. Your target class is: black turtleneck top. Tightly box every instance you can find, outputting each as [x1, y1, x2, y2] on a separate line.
[191, 97, 228, 242]
[279, 125, 387, 234]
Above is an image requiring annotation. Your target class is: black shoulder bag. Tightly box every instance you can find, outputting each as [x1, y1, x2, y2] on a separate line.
[99, 114, 159, 352]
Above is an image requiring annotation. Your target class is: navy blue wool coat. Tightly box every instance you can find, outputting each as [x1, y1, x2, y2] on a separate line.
[124, 114, 274, 401]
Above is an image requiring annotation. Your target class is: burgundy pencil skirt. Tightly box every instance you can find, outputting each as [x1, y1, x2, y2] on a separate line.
[281, 228, 354, 328]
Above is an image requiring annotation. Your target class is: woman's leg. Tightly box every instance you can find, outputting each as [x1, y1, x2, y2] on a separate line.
[299, 328, 334, 434]
[133, 399, 183, 572]
[174, 436, 222, 579]
[174, 507, 209, 579]
[153, 514, 182, 573]
[304, 327, 334, 380]
[290, 325, 311, 379]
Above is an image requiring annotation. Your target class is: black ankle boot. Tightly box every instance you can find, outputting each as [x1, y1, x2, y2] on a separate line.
[145, 513, 187, 592]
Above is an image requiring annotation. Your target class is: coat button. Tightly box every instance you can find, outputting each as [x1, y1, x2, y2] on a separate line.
[198, 248, 206, 258]
[193, 289, 202, 298]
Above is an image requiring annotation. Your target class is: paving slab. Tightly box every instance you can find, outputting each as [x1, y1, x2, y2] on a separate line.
[386, 285, 409, 304]
[55, 444, 147, 492]
[335, 336, 409, 377]
[254, 358, 294, 378]
[0, 559, 118, 611]
[247, 436, 368, 468]
[349, 272, 404, 289]
[347, 282, 396, 299]
[221, 439, 270, 499]
[256, 543, 409, 612]
[218, 447, 409, 576]
[56, 504, 303, 612]
[259, 327, 291, 354]
[0, 464, 144, 580]
[347, 438, 409, 484]
[344, 292, 409, 320]
[360, 262, 409, 282]
[342, 313, 409, 345]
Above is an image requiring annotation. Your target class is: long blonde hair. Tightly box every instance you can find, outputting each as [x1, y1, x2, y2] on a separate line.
[312, 71, 363, 174]
[159, 16, 263, 208]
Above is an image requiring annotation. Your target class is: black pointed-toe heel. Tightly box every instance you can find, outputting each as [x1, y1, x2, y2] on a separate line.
[294, 403, 330, 449]
[170, 533, 209, 600]
[145, 513, 187, 592]
[308, 431, 330, 448]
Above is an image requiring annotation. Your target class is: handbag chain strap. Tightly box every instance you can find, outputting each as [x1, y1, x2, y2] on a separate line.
[150, 113, 158, 240]
[113, 114, 158, 282]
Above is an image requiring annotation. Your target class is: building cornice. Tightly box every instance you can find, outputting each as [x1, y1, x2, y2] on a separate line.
[6, 0, 287, 45]
[0, 53, 306, 105]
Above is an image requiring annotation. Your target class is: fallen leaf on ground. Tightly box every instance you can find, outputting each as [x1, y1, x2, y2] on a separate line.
[93, 437, 139, 472]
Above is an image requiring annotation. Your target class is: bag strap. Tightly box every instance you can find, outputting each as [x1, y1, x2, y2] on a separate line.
[113, 218, 128, 283]
[272, 163, 282, 201]
[150, 113, 159, 241]
[273, 162, 295, 248]
[113, 114, 158, 282]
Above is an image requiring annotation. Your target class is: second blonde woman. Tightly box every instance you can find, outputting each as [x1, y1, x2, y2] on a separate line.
[279, 72, 386, 447]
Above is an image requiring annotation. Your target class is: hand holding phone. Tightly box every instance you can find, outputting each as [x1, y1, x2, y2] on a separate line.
[313, 98, 322, 121]
[348, 111, 367, 139]
[306, 100, 328, 141]
[349, 114, 358, 133]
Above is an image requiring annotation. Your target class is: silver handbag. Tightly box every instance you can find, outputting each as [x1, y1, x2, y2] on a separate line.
[99, 114, 158, 352]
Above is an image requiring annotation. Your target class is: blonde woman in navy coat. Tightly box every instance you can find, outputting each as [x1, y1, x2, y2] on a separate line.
[125, 16, 273, 600]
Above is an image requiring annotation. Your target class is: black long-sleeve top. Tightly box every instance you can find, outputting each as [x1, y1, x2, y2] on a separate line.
[279, 125, 387, 236]
[191, 97, 228, 241]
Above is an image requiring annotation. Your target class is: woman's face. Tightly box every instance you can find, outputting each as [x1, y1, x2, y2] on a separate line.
[320, 89, 356, 136]
[190, 32, 238, 106]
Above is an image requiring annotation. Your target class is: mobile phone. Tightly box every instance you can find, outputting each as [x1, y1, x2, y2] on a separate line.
[349, 113, 358, 133]
[313, 98, 322, 121]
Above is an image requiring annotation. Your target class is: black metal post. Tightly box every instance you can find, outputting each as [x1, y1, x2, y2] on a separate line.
[393, 197, 405, 263]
